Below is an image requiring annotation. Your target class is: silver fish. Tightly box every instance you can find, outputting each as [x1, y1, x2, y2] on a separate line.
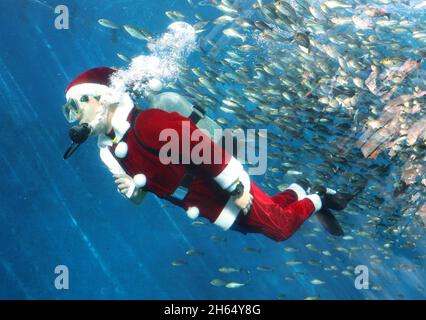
[98, 18, 119, 29]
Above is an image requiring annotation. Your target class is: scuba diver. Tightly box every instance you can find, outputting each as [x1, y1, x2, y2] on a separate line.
[62, 67, 351, 242]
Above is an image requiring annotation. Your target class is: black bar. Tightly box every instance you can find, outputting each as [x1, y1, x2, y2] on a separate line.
[0, 300, 422, 318]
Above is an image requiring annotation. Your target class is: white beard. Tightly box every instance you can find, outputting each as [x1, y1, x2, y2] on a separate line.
[88, 105, 109, 136]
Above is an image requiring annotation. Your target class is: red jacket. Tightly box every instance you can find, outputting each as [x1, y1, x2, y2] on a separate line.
[99, 105, 250, 230]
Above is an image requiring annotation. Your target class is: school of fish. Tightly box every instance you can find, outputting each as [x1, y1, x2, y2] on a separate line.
[97, 0, 426, 299]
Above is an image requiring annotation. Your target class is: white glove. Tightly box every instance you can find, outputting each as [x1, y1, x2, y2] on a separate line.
[113, 173, 136, 199]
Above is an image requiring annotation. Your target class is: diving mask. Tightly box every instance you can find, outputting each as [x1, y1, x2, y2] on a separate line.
[62, 94, 100, 123]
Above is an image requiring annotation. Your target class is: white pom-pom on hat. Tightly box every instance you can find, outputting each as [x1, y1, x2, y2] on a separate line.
[148, 78, 163, 92]
[114, 142, 128, 158]
[186, 206, 200, 219]
[133, 174, 147, 189]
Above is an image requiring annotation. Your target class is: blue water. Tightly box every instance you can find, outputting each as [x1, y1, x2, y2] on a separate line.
[0, 0, 425, 299]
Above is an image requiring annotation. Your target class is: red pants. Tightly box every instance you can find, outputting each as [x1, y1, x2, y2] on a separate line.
[233, 182, 317, 242]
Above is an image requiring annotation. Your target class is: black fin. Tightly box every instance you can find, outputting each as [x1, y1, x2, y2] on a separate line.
[315, 208, 344, 236]
[324, 192, 353, 211]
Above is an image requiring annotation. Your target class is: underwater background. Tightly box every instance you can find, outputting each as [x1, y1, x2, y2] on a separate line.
[0, 0, 425, 299]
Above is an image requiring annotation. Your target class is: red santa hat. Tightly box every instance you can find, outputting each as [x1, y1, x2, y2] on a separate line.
[65, 67, 120, 101]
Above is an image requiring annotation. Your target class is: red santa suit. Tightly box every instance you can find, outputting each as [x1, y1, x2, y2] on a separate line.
[65, 67, 323, 242]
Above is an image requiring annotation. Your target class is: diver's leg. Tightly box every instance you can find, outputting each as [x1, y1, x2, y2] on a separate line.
[270, 182, 307, 207]
[234, 182, 321, 242]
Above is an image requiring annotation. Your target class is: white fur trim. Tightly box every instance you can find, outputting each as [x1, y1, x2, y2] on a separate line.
[303, 194, 322, 213]
[287, 183, 307, 200]
[66, 83, 113, 100]
[97, 93, 134, 148]
[109, 93, 134, 141]
[99, 147, 127, 176]
[133, 174, 147, 188]
[214, 170, 250, 230]
[214, 199, 240, 230]
[214, 157, 244, 191]
[186, 207, 200, 219]
[114, 142, 128, 158]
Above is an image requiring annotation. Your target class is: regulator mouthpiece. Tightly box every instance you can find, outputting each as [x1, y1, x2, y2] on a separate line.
[63, 123, 92, 160]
